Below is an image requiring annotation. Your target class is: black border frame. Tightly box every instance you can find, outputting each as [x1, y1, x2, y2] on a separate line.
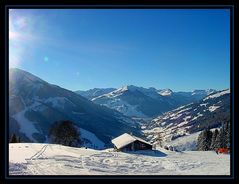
[2, 3, 237, 181]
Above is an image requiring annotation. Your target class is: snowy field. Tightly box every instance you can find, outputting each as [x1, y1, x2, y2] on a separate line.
[9, 143, 230, 175]
[165, 132, 201, 151]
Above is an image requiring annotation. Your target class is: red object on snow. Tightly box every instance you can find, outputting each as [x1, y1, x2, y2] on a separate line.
[217, 148, 229, 154]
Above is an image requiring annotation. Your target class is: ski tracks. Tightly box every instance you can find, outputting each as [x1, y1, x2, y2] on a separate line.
[27, 145, 48, 160]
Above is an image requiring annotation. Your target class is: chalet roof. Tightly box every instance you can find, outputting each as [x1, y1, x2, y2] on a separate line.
[111, 133, 152, 149]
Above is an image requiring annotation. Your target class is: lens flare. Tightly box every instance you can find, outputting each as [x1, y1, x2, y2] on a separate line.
[44, 56, 49, 62]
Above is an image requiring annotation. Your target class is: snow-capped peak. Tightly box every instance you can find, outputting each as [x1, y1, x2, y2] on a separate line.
[205, 89, 217, 95]
[119, 85, 130, 92]
[203, 89, 230, 101]
[191, 89, 216, 96]
[91, 86, 135, 100]
[110, 85, 132, 94]
[158, 89, 173, 96]
[108, 85, 139, 96]
[120, 85, 139, 92]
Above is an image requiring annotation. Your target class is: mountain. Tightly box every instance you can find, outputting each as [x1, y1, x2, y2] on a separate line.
[9, 68, 141, 146]
[174, 89, 216, 100]
[158, 89, 173, 96]
[75, 88, 116, 100]
[91, 85, 175, 118]
[77, 85, 217, 118]
[143, 89, 230, 145]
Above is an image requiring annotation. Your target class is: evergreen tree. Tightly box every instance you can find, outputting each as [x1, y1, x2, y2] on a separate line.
[198, 122, 230, 151]
[196, 131, 204, 151]
[225, 122, 230, 149]
[210, 129, 219, 150]
[214, 123, 225, 149]
[18, 136, 21, 143]
[197, 128, 212, 151]
[49, 120, 81, 147]
[205, 129, 213, 150]
[214, 129, 223, 149]
[220, 122, 227, 148]
[10, 134, 18, 143]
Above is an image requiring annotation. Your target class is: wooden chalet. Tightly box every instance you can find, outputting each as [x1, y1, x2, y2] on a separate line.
[111, 133, 152, 151]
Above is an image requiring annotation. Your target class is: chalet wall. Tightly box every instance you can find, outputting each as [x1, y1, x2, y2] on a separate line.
[119, 140, 152, 151]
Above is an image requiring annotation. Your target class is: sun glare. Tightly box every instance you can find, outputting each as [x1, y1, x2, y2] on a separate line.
[9, 10, 35, 68]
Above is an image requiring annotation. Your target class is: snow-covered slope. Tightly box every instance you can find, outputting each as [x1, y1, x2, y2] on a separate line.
[165, 131, 201, 151]
[9, 143, 230, 175]
[9, 68, 141, 145]
[78, 128, 105, 149]
[84, 85, 216, 118]
[158, 89, 173, 96]
[203, 89, 230, 101]
[91, 85, 174, 118]
[75, 88, 116, 100]
[143, 89, 230, 147]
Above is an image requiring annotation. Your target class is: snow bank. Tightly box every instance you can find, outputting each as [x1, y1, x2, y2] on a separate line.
[79, 128, 105, 149]
[9, 143, 230, 175]
[12, 109, 39, 142]
[167, 132, 201, 151]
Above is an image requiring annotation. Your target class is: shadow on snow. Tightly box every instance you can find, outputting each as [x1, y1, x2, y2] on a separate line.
[123, 150, 167, 157]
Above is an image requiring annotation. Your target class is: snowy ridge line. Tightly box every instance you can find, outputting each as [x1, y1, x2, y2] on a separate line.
[144, 87, 230, 145]
[203, 89, 230, 101]
[91, 87, 126, 100]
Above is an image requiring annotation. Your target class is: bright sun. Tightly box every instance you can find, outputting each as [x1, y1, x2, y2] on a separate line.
[9, 10, 36, 68]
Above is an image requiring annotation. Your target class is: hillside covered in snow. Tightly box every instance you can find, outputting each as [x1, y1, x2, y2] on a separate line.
[77, 85, 216, 118]
[9, 68, 229, 153]
[143, 89, 230, 148]
[9, 143, 230, 175]
[9, 68, 141, 145]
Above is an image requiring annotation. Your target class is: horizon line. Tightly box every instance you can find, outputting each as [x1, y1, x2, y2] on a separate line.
[9, 67, 230, 93]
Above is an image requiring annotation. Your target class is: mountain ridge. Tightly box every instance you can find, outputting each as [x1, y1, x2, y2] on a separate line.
[143, 89, 230, 146]
[9, 68, 141, 146]
[77, 85, 217, 118]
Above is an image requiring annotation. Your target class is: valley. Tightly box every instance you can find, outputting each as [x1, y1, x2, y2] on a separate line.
[9, 68, 230, 153]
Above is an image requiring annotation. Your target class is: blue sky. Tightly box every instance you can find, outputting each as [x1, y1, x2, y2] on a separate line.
[9, 9, 230, 92]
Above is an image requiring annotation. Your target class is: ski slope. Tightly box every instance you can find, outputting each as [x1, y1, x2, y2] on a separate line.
[9, 143, 230, 175]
